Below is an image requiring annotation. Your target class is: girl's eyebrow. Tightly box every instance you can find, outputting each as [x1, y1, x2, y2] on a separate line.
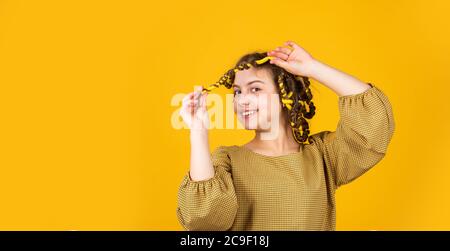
[233, 80, 265, 88]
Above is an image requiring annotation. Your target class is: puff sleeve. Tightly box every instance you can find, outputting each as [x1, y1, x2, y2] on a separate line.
[176, 146, 238, 231]
[311, 83, 395, 189]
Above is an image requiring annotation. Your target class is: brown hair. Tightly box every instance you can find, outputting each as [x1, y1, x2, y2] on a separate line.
[202, 52, 316, 144]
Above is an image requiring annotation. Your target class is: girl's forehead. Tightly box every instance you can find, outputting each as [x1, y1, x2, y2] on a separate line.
[234, 67, 272, 84]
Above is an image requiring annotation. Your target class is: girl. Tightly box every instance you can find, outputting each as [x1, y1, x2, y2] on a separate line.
[176, 41, 395, 231]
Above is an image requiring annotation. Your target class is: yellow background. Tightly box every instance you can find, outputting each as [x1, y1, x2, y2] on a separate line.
[1, 0, 449, 230]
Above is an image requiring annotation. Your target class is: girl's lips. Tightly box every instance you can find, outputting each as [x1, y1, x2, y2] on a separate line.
[241, 109, 258, 118]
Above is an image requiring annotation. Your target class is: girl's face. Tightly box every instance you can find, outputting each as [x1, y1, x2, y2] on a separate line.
[233, 67, 283, 131]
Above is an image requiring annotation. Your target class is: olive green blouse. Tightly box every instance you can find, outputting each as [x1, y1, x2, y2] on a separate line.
[176, 83, 395, 231]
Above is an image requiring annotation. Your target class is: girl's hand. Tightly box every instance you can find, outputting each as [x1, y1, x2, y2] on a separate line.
[267, 41, 317, 78]
[180, 86, 210, 130]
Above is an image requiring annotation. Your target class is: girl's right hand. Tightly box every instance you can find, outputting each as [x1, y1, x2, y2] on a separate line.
[180, 86, 209, 130]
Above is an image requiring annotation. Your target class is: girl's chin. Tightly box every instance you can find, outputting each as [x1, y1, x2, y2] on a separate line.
[240, 121, 268, 130]
[238, 118, 257, 129]
[238, 116, 272, 130]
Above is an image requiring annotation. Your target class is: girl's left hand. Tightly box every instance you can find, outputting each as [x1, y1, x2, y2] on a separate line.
[267, 41, 316, 78]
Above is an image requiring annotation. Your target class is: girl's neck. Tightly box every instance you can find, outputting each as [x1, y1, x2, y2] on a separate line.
[247, 123, 300, 156]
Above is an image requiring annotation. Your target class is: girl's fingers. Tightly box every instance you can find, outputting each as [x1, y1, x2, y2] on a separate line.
[183, 98, 196, 112]
[275, 46, 292, 55]
[182, 93, 195, 107]
[182, 86, 206, 113]
[194, 86, 203, 96]
[183, 90, 200, 104]
[193, 91, 202, 108]
[182, 92, 195, 102]
[269, 57, 289, 68]
[183, 91, 206, 113]
[268, 51, 289, 61]
[199, 93, 207, 110]
[284, 41, 302, 50]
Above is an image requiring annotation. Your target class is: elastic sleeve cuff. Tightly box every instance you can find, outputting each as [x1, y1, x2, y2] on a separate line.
[185, 168, 220, 184]
[338, 82, 375, 100]
[180, 167, 232, 194]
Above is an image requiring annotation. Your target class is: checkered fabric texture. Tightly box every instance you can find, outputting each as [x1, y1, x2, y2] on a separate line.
[176, 84, 395, 230]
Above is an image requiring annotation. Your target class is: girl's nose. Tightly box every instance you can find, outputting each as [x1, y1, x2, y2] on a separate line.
[235, 93, 251, 106]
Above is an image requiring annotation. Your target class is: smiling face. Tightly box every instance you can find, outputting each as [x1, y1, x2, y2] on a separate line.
[233, 67, 284, 131]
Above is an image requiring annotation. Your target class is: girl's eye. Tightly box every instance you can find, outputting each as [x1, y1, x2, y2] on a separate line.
[233, 89, 241, 95]
[251, 87, 261, 93]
